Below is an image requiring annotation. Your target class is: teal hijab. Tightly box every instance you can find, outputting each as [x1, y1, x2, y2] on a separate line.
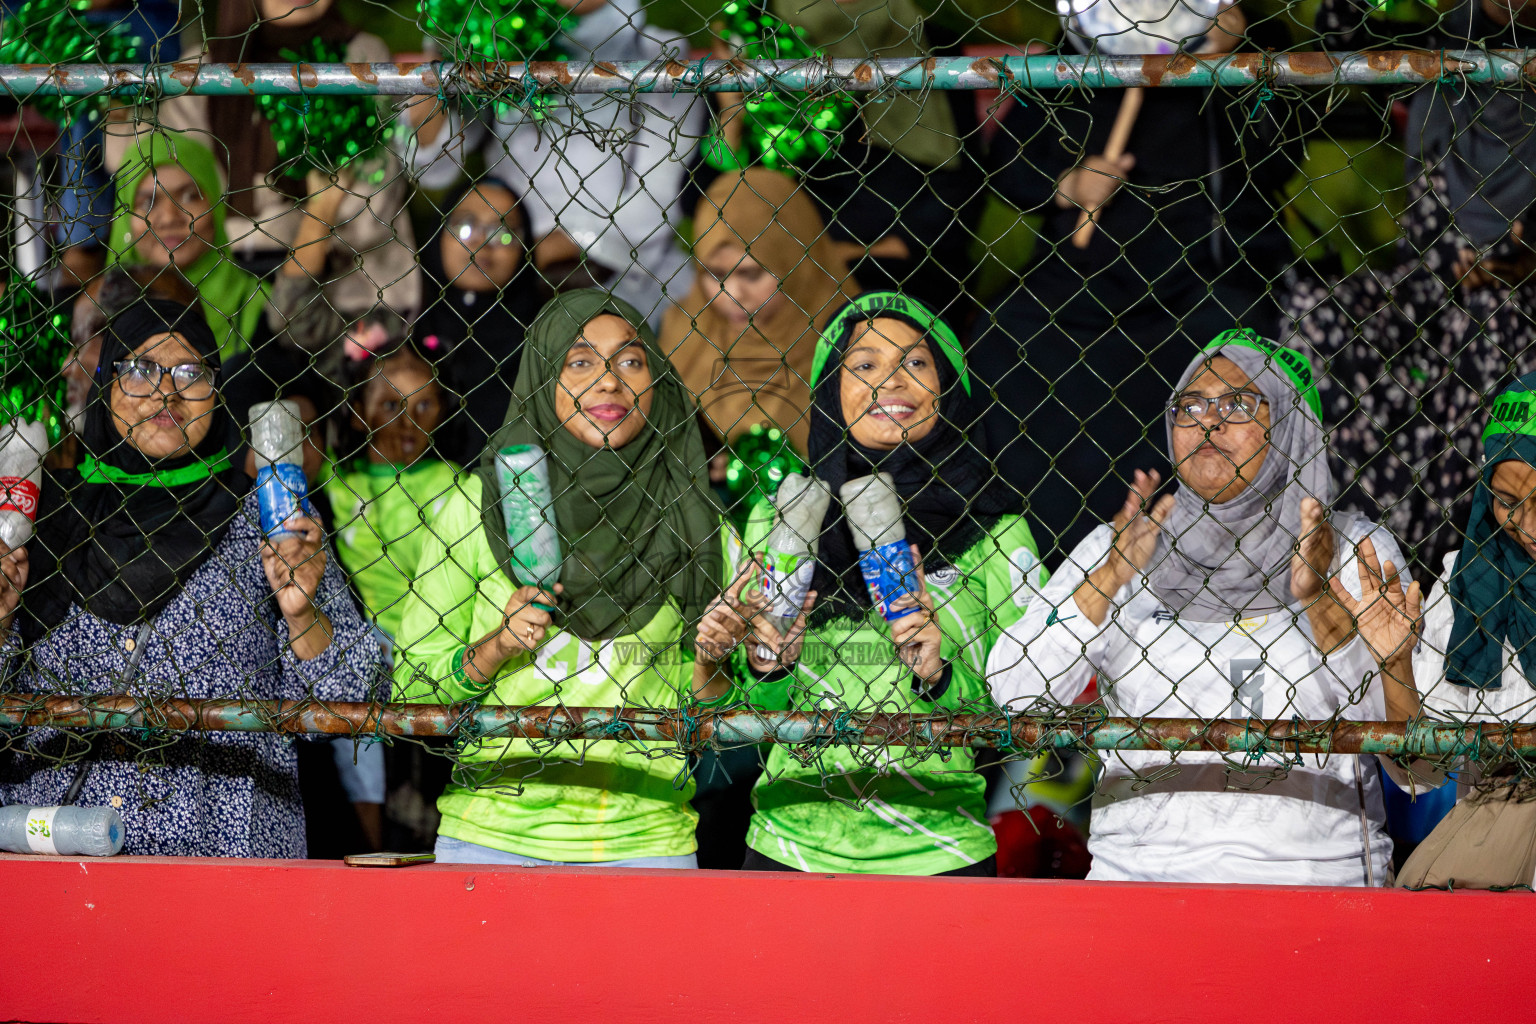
[476, 290, 722, 643]
[1447, 373, 1536, 689]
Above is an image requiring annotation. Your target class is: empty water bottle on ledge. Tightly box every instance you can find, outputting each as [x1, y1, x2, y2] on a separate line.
[0, 805, 124, 856]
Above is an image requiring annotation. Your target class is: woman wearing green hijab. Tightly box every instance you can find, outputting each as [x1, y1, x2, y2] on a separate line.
[109, 134, 270, 362]
[394, 289, 740, 867]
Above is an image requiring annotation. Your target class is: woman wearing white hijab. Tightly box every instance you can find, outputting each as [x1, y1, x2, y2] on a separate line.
[987, 329, 1424, 886]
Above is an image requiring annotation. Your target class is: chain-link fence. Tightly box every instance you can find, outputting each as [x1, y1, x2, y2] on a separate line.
[0, 0, 1531, 886]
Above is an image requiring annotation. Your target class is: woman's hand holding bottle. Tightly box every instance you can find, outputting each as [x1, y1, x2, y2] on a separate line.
[261, 514, 334, 659]
[463, 583, 563, 685]
[0, 542, 28, 634]
[888, 545, 944, 685]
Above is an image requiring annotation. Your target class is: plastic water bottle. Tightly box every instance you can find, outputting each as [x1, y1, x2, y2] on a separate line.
[0, 805, 125, 856]
[0, 418, 45, 550]
[840, 473, 919, 621]
[759, 473, 832, 634]
[249, 400, 312, 541]
[495, 445, 561, 608]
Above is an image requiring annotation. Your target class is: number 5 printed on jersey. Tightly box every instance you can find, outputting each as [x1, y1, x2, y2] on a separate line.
[1227, 658, 1264, 719]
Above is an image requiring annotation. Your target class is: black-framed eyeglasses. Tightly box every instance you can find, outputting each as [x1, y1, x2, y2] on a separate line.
[114, 359, 217, 400]
[447, 215, 522, 250]
[1172, 390, 1267, 426]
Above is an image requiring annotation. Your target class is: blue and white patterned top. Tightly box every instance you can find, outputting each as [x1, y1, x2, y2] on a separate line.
[0, 490, 384, 857]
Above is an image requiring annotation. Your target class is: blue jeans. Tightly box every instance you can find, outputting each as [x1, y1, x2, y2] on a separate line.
[434, 835, 697, 869]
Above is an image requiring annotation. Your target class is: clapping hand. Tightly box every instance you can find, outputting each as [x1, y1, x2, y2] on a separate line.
[1290, 497, 1334, 603]
[1328, 536, 1423, 667]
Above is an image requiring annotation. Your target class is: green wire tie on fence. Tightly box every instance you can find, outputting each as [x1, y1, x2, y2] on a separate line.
[600, 705, 640, 741]
[990, 58, 1029, 117]
[447, 699, 486, 746]
[1247, 84, 1275, 122]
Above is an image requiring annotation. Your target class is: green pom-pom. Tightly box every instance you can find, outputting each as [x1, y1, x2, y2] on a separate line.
[715, 1, 854, 170]
[724, 424, 805, 520]
[254, 39, 389, 174]
[418, 0, 575, 117]
[0, 0, 141, 125]
[0, 278, 71, 446]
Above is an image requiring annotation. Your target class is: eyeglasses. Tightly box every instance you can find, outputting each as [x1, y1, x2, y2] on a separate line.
[114, 359, 217, 400]
[447, 215, 522, 249]
[1172, 390, 1267, 426]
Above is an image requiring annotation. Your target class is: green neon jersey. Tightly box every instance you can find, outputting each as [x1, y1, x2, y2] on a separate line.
[742, 506, 1048, 875]
[393, 475, 741, 863]
[323, 459, 464, 639]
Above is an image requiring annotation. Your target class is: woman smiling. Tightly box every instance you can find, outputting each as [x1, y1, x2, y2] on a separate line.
[394, 290, 738, 867]
[0, 299, 381, 857]
[989, 329, 1422, 886]
[735, 292, 1045, 876]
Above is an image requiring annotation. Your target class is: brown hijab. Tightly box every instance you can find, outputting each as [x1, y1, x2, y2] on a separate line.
[204, 0, 358, 218]
[660, 170, 857, 453]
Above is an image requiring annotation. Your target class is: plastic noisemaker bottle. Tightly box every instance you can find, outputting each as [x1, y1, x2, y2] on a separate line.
[759, 473, 832, 634]
[0, 804, 125, 856]
[0, 417, 46, 550]
[495, 445, 561, 612]
[840, 473, 919, 621]
[249, 400, 313, 541]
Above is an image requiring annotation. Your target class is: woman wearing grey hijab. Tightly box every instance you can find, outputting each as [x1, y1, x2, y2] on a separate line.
[989, 329, 1424, 886]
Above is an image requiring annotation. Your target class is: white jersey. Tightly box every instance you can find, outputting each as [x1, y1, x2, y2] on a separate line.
[1415, 552, 1536, 724]
[987, 522, 1404, 886]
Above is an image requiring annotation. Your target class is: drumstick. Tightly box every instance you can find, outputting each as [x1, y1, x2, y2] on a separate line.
[1071, 86, 1145, 249]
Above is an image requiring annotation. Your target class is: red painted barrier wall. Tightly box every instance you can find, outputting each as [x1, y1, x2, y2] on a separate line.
[0, 854, 1529, 1024]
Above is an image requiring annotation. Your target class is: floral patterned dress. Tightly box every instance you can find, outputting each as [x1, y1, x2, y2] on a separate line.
[0, 490, 384, 857]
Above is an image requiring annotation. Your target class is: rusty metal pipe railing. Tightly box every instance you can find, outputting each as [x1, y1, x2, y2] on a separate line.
[1, 695, 1528, 758]
[0, 50, 1529, 98]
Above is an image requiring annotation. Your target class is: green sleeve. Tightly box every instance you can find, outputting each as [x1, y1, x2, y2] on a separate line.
[932, 514, 1048, 689]
[975, 514, 1049, 658]
[392, 478, 495, 704]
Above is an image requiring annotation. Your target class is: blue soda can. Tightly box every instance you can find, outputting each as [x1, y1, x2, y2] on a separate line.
[249, 400, 314, 540]
[840, 473, 920, 621]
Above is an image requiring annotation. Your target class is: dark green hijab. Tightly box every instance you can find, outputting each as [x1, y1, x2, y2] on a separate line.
[475, 289, 722, 643]
[1448, 372, 1536, 689]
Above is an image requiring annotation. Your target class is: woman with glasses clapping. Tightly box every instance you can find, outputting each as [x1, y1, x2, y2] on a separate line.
[0, 299, 382, 858]
[988, 329, 1429, 886]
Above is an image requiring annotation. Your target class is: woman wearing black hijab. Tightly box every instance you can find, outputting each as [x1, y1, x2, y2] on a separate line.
[415, 179, 542, 464]
[737, 292, 1048, 876]
[0, 299, 381, 857]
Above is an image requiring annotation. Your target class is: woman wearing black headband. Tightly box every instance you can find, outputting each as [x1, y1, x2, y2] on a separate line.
[0, 298, 381, 857]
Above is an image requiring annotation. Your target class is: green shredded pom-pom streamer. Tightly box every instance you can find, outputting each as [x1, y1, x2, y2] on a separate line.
[0, 279, 72, 447]
[715, 0, 854, 170]
[724, 424, 806, 523]
[417, 0, 575, 118]
[0, 0, 141, 125]
[254, 39, 390, 174]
